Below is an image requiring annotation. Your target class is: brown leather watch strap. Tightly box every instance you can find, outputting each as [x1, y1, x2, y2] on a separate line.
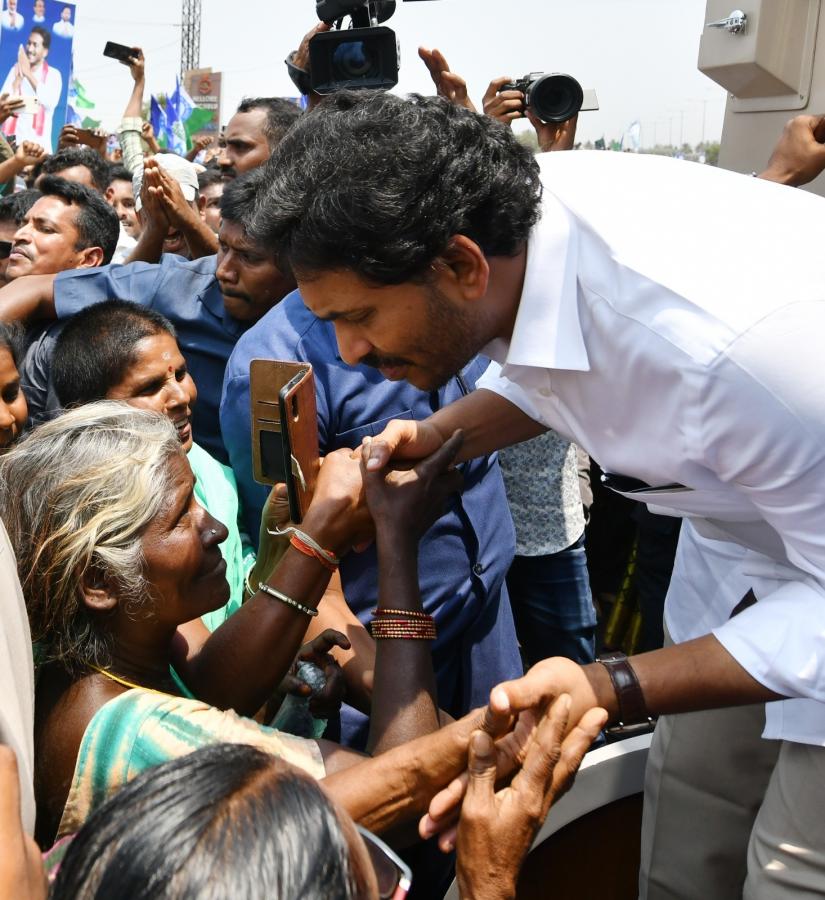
[597, 651, 653, 734]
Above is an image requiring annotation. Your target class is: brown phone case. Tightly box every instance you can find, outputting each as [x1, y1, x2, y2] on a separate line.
[250, 360, 319, 523]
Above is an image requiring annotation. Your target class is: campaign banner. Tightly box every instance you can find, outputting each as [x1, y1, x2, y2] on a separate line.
[183, 68, 221, 141]
[0, 0, 76, 153]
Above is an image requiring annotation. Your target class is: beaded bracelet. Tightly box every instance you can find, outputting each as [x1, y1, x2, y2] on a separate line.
[372, 608, 433, 620]
[371, 618, 437, 640]
[257, 582, 319, 617]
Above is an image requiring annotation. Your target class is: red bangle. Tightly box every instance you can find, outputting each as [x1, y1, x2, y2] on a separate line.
[371, 608, 432, 620]
[370, 613, 437, 641]
[290, 534, 338, 572]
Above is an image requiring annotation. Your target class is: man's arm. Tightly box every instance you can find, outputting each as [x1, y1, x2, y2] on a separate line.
[365, 388, 546, 469]
[758, 114, 825, 186]
[0, 273, 56, 323]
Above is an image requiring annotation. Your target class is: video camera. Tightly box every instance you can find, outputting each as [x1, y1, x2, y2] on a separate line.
[501, 73, 598, 123]
[310, 0, 432, 94]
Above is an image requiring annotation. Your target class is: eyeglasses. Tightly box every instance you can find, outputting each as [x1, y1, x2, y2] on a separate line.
[355, 825, 413, 900]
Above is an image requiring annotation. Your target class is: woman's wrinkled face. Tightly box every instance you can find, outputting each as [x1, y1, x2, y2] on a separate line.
[139, 452, 229, 626]
[105, 332, 197, 452]
[0, 347, 27, 450]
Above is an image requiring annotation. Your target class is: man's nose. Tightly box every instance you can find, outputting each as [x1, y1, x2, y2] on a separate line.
[334, 321, 373, 368]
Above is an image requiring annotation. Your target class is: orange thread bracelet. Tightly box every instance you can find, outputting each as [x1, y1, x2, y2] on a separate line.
[290, 534, 338, 572]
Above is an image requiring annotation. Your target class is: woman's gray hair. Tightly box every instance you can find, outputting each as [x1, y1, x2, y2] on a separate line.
[0, 401, 183, 673]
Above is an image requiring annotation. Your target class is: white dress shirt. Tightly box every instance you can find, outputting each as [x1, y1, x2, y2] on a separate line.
[478, 150, 825, 745]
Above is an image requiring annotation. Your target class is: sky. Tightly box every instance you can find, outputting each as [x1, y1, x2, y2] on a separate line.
[66, 0, 727, 148]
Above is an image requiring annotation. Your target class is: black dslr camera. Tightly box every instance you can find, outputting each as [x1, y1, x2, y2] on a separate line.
[310, 0, 400, 93]
[502, 72, 596, 123]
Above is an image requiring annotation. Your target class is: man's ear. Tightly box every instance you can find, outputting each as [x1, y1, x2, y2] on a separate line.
[79, 564, 118, 613]
[197, 194, 206, 219]
[437, 234, 490, 302]
[104, 185, 115, 203]
[77, 245, 105, 268]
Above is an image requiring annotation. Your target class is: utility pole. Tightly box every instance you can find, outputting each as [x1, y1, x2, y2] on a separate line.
[180, 0, 201, 78]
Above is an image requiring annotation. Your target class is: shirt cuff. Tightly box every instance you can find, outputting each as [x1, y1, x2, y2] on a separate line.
[476, 362, 552, 429]
[713, 579, 825, 702]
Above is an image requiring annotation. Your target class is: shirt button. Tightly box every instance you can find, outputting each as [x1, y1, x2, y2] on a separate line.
[538, 387, 551, 398]
[472, 563, 484, 576]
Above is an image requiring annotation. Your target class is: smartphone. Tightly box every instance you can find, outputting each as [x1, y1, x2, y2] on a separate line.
[250, 360, 319, 523]
[103, 41, 136, 64]
[0, 241, 11, 260]
[73, 127, 98, 145]
[10, 96, 39, 115]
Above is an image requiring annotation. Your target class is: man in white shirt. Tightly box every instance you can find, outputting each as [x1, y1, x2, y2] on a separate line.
[251, 93, 825, 898]
[51, 6, 73, 38]
[0, 27, 62, 153]
[0, 0, 24, 31]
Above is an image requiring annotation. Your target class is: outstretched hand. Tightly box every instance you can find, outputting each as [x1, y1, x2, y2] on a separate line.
[455, 697, 607, 898]
[419, 47, 476, 113]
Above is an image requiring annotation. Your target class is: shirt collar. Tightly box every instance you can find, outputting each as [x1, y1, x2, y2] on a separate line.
[484, 188, 590, 373]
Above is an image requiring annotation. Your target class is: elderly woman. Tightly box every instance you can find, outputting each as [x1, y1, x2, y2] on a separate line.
[2, 402, 443, 843]
[0, 401, 609, 864]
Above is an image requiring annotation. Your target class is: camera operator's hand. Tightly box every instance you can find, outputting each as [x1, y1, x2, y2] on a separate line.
[292, 20, 332, 72]
[527, 109, 578, 153]
[418, 47, 477, 113]
[288, 21, 331, 110]
[482, 76, 525, 125]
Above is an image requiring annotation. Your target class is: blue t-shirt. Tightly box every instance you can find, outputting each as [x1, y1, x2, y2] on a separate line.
[220, 289, 522, 734]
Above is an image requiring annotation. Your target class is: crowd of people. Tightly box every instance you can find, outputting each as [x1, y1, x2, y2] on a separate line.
[0, 16, 825, 900]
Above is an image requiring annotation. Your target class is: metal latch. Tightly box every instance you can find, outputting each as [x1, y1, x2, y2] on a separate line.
[706, 8, 748, 34]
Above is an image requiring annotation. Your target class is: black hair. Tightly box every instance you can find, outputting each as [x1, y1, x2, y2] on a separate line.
[36, 145, 110, 193]
[50, 743, 364, 900]
[221, 166, 265, 226]
[106, 163, 133, 187]
[52, 300, 177, 408]
[250, 91, 543, 285]
[0, 321, 24, 369]
[30, 24, 50, 51]
[236, 96, 303, 151]
[197, 165, 224, 192]
[37, 175, 120, 265]
[0, 188, 41, 225]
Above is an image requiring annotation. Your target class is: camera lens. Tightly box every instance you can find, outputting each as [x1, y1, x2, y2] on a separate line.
[529, 74, 584, 123]
[332, 40, 378, 80]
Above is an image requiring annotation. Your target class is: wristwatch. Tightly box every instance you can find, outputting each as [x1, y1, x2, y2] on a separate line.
[597, 651, 655, 735]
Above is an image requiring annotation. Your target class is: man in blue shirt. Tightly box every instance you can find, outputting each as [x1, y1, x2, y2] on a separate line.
[4, 175, 294, 462]
[222, 285, 522, 747]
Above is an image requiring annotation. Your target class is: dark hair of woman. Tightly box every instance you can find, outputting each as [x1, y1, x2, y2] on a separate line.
[51, 743, 368, 900]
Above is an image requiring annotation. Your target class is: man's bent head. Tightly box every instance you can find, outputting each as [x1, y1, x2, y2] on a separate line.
[248, 92, 541, 389]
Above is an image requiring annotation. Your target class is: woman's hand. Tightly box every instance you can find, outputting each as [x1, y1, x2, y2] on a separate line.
[301, 447, 373, 556]
[362, 429, 463, 545]
[455, 697, 607, 900]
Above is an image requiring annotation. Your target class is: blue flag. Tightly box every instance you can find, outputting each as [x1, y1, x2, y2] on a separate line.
[165, 78, 188, 155]
[150, 95, 169, 149]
